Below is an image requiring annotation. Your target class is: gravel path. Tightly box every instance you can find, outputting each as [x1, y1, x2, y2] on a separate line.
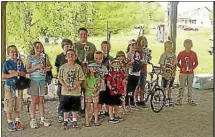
[2, 89, 213, 137]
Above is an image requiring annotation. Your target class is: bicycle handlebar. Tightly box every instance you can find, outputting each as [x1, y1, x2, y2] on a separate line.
[148, 62, 162, 75]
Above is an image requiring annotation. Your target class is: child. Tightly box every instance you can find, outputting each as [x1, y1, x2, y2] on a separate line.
[115, 51, 129, 114]
[176, 39, 198, 105]
[125, 40, 141, 110]
[101, 41, 113, 69]
[136, 36, 151, 108]
[58, 49, 85, 129]
[94, 51, 109, 116]
[159, 41, 177, 106]
[107, 59, 126, 123]
[26, 42, 52, 128]
[55, 39, 81, 123]
[84, 62, 101, 127]
[2, 45, 26, 131]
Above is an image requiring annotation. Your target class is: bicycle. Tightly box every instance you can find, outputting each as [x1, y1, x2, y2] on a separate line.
[143, 62, 165, 113]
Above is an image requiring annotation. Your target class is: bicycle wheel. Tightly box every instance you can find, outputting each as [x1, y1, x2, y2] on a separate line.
[143, 81, 150, 102]
[150, 87, 165, 113]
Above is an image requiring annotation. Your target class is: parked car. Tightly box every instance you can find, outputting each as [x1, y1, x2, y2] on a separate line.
[183, 26, 199, 31]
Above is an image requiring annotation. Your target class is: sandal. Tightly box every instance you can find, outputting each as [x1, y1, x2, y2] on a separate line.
[94, 122, 101, 126]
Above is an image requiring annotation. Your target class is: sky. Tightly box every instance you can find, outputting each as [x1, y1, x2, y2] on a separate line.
[159, 2, 213, 13]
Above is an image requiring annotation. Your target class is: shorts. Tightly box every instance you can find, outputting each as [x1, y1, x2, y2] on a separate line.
[4, 86, 23, 113]
[98, 90, 109, 105]
[60, 96, 81, 112]
[85, 96, 99, 103]
[127, 75, 139, 93]
[138, 72, 147, 88]
[106, 94, 122, 106]
[162, 77, 175, 88]
[27, 80, 48, 96]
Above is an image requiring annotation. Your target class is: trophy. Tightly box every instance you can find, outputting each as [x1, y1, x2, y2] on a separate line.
[92, 79, 100, 97]
[40, 52, 46, 71]
[112, 72, 118, 94]
[17, 53, 22, 79]
[96, 66, 104, 78]
[67, 68, 76, 89]
[185, 56, 190, 71]
[84, 45, 90, 63]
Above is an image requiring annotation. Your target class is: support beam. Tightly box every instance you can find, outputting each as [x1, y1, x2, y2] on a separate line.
[1, 2, 7, 101]
[1, 2, 7, 64]
[169, 2, 179, 53]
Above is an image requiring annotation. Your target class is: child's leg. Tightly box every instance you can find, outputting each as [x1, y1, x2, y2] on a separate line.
[30, 95, 39, 128]
[108, 106, 114, 119]
[85, 102, 91, 124]
[64, 112, 69, 122]
[187, 74, 196, 103]
[134, 86, 139, 103]
[30, 96, 38, 120]
[168, 78, 175, 99]
[139, 73, 147, 103]
[93, 102, 99, 123]
[14, 91, 24, 130]
[177, 74, 187, 103]
[113, 105, 119, 117]
[38, 96, 50, 126]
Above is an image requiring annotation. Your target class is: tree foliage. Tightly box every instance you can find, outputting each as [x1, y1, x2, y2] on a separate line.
[6, 2, 165, 53]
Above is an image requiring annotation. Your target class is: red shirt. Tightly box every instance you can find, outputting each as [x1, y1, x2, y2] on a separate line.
[107, 71, 125, 95]
[177, 50, 198, 74]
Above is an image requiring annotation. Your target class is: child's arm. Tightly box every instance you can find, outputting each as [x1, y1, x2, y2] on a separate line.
[43, 58, 52, 72]
[2, 62, 18, 79]
[193, 52, 198, 70]
[25, 60, 43, 74]
[158, 53, 165, 69]
[84, 80, 94, 91]
[2, 71, 18, 79]
[177, 52, 182, 69]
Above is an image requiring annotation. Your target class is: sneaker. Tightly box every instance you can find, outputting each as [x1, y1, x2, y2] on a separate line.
[100, 111, 105, 115]
[68, 117, 73, 123]
[136, 101, 141, 106]
[40, 119, 51, 127]
[61, 121, 69, 130]
[58, 116, 63, 123]
[15, 121, 24, 131]
[175, 100, 182, 105]
[104, 112, 109, 117]
[115, 116, 124, 121]
[169, 98, 174, 106]
[30, 119, 38, 129]
[7, 122, 16, 132]
[130, 105, 136, 110]
[165, 98, 170, 107]
[108, 118, 120, 124]
[140, 102, 148, 108]
[72, 121, 79, 128]
[188, 100, 198, 106]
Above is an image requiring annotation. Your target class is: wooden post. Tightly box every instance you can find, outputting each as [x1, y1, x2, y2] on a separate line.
[169, 2, 179, 53]
[1, 2, 7, 101]
[1, 2, 7, 64]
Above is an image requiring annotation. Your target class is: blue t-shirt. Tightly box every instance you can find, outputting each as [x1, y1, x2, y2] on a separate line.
[27, 55, 46, 81]
[2, 59, 26, 87]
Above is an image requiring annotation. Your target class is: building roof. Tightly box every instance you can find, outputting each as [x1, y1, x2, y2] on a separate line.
[178, 7, 211, 20]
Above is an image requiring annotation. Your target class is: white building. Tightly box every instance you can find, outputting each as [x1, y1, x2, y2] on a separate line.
[178, 7, 212, 27]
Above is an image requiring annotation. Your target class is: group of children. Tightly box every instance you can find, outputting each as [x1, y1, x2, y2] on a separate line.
[2, 34, 198, 131]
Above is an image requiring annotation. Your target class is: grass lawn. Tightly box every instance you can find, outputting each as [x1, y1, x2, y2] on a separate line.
[44, 28, 213, 79]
